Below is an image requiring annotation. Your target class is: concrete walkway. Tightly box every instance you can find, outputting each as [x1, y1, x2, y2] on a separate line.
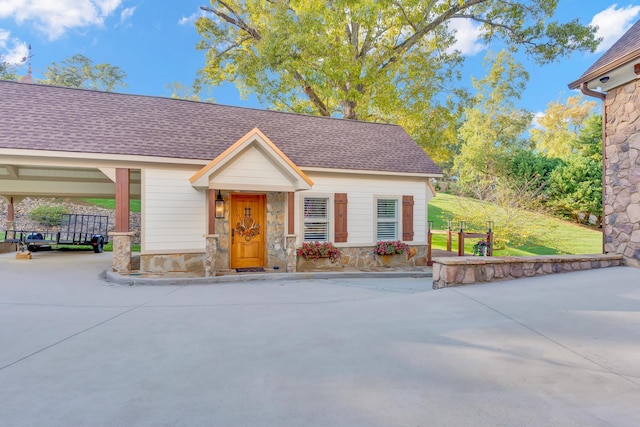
[0, 251, 639, 426]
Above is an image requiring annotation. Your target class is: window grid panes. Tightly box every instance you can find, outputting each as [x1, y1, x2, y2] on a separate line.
[377, 199, 398, 241]
[304, 197, 329, 241]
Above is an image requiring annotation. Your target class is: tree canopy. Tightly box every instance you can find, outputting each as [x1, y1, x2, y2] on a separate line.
[195, 0, 599, 163]
[454, 50, 532, 194]
[0, 56, 19, 81]
[530, 95, 598, 158]
[39, 54, 127, 92]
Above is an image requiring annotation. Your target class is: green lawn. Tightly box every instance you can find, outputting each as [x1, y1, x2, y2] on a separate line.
[55, 241, 141, 253]
[429, 193, 602, 256]
[79, 198, 141, 213]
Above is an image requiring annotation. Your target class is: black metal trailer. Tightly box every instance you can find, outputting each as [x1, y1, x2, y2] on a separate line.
[3, 214, 109, 253]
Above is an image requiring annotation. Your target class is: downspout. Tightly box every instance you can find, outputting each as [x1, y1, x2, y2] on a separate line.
[579, 82, 606, 254]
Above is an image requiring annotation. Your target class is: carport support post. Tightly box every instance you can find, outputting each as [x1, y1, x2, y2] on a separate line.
[115, 168, 130, 232]
[286, 234, 297, 272]
[112, 169, 132, 274]
[204, 234, 219, 277]
[110, 232, 135, 273]
[4, 196, 15, 229]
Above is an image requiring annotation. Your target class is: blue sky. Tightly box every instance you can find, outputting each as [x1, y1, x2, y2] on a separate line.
[1, 1, 640, 118]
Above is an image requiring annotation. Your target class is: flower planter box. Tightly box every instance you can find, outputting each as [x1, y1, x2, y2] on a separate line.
[296, 257, 343, 271]
[376, 252, 408, 267]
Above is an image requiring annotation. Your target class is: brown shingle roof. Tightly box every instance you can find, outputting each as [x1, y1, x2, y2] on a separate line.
[569, 20, 640, 89]
[0, 81, 441, 175]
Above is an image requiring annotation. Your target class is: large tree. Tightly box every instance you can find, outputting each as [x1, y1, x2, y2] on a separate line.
[530, 95, 597, 158]
[454, 50, 533, 195]
[195, 0, 598, 163]
[39, 54, 127, 92]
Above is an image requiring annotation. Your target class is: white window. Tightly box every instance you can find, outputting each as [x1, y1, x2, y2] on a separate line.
[303, 197, 329, 241]
[376, 198, 398, 240]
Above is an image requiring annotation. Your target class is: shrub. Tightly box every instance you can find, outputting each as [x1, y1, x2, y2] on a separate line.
[28, 205, 68, 227]
[297, 241, 341, 262]
[374, 240, 410, 255]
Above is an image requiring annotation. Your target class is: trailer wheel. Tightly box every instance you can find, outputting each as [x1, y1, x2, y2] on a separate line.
[92, 236, 104, 253]
[27, 244, 38, 252]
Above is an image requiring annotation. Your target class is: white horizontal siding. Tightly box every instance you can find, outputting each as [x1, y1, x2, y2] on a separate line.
[142, 168, 206, 253]
[297, 173, 431, 246]
[214, 146, 293, 187]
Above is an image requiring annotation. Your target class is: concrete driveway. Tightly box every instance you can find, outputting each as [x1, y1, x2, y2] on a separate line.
[0, 251, 639, 426]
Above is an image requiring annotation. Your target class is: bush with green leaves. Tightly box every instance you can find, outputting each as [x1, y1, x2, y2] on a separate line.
[547, 155, 602, 225]
[28, 205, 68, 227]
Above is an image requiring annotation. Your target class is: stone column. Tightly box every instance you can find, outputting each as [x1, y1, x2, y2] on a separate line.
[205, 234, 219, 277]
[110, 231, 135, 273]
[286, 234, 297, 273]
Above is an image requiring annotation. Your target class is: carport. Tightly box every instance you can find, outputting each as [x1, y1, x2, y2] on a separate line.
[0, 80, 216, 275]
[0, 156, 141, 269]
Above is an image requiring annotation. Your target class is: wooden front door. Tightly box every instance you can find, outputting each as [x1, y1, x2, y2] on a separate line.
[230, 194, 266, 269]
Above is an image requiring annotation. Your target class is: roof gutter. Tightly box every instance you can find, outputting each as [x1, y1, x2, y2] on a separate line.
[568, 47, 640, 89]
[579, 82, 605, 100]
[579, 82, 606, 254]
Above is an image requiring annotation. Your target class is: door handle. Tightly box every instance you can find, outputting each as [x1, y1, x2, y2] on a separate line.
[232, 228, 235, 244]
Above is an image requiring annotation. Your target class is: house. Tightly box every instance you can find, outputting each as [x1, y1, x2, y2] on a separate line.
[569, 20, 640, 268]
[0, 80, 442, 275]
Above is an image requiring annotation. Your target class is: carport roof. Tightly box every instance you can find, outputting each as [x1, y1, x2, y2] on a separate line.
[0, 80, 442, 176]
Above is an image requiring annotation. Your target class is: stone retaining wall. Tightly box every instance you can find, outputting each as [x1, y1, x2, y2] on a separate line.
[432, 254, 623, 289]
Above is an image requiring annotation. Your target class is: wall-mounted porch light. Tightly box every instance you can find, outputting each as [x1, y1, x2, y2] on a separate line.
[215, 190, 225, 219]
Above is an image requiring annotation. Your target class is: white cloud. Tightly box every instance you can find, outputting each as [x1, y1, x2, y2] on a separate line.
[119, 6, 136, 26]
[446, 19, 485, 56]
[0, 0, 124, 40]
[179, 11, 206, 26]
[98, 0, 121, 16]
[532, 111, 545, 129]
[591, 4, 640, 53]
[0, 28, 28, 65]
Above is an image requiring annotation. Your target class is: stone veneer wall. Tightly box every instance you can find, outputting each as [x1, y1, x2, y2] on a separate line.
[604, 80, 640, 267]
[0, 242, 17, 254]
[266, 192, 287, 270]
[432, 254, 623, 289]
[214, 190, 230, 272]
[140, 253, 204, 274]
[325, 245, 428, 270]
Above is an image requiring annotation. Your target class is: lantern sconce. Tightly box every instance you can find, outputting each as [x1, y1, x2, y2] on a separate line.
[215, 190, 225, 219]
